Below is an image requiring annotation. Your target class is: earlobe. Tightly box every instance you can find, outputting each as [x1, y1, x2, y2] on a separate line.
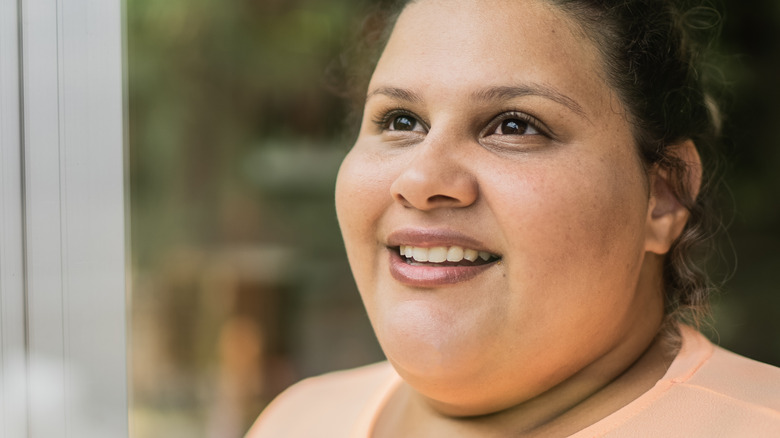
[644, 140, 702, 255]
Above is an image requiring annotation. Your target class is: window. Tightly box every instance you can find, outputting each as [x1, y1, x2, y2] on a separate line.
[0, 1, 127, 436]
[2, 1, 778, 437]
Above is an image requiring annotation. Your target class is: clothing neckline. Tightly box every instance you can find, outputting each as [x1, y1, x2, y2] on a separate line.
[353, 326, 715, 437]
[569, 325, 715, 437]
[350, 363, 402, 438]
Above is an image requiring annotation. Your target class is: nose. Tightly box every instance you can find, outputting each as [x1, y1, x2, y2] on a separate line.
[390, 140, 478, 210]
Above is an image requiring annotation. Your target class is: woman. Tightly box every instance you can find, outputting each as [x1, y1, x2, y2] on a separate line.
[247, 0, 780, 436]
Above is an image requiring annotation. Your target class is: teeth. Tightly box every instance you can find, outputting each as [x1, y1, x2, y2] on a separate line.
[427, 247, 448, 263]
[399, 245, 497, 264]
[412, 246, 429, 262]
[446, 246, 464, 262]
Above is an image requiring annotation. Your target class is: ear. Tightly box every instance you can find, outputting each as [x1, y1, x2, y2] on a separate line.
[644, 140, 702, 255]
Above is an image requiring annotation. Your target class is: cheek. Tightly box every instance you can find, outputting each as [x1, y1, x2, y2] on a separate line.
[336, 147, 382, 228]
[491, 153, 649, 297]
[335, 146, 393, 279]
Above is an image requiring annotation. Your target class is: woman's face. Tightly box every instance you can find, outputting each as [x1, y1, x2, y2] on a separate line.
[336, 0, 665, 415]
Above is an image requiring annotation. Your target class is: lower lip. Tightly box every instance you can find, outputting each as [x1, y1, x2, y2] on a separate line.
[388, 249, 496, 288]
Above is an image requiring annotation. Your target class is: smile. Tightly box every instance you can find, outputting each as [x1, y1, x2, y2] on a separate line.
[388, 246, 500, 288]
[398, 245, 500, 265]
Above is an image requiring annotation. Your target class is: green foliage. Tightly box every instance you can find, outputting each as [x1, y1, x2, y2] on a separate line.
[127, 0, 780, 436]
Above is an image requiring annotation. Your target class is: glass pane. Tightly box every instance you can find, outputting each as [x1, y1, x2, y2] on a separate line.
[126, 0, 780, 437]
[127, 1, 381, 436]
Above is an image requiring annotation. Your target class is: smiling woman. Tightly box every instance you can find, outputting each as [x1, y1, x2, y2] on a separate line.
[246, 0, 780, 437]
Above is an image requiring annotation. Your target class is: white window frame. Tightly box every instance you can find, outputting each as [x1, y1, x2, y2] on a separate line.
[0, 0, 128, 437]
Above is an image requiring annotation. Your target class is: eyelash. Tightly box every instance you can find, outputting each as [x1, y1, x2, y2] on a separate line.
[371, 108, 427, 132]
[371, 108, 550, 138]
[485, 111, 548, 137]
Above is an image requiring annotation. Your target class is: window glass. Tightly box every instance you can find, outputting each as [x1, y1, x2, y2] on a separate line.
[126, 0, 780, 436]
[127, 1, 382, 435]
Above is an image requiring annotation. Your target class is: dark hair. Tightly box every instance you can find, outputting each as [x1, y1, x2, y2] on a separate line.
[337, 0, 724, 333]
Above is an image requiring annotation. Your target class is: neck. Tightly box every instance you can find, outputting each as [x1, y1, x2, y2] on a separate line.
[374, 330, 676, 438]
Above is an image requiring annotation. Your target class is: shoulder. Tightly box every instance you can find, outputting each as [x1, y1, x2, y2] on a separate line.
[653, 341, 780, 437]
[583, 328, 780, 438]
[687, 343, 780, 411]
[245, 361, 397, 438]
[619, 329, 780, 437]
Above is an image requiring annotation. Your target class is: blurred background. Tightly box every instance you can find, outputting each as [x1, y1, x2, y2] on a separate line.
[126, 0, 780, 436]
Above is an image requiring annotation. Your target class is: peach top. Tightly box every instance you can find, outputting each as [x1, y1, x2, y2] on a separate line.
[246, 326, 780, 437]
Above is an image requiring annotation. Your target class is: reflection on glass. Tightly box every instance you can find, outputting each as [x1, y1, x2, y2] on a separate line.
[127, 0, 780, 436]
[128, 1, 382, 436]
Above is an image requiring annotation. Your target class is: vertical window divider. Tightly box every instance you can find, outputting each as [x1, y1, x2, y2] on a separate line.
[1, 0, 128, 436]
[0, 0, 28, 435]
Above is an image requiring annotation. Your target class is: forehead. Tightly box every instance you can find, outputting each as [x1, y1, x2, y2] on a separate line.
[371, 0, 609, 111]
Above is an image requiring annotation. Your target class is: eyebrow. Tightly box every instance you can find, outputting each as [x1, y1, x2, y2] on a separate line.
[366, 86, 423, 103]
[471, 85, 586, 118]
[366, 84, 587, 120]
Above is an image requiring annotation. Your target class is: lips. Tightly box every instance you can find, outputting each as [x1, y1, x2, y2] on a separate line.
[386, 229, 501, 287]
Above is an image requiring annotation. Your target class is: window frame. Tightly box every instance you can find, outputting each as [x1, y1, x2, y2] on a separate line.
[0, 0, 128, 436]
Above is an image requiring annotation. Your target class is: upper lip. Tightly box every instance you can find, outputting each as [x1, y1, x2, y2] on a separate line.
[386, 228, 500, 256]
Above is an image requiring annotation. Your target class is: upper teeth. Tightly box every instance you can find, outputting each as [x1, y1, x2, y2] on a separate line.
[399, 245, 495, 263]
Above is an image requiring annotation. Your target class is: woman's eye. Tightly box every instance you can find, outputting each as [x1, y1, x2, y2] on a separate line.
[493, 118, 540, 136]
[387, 115, 424, 132]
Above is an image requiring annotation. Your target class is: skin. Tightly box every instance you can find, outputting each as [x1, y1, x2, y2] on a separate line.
[335, 0, 696, 435]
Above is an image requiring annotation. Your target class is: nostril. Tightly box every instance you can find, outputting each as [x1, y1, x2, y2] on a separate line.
[392, 187, 477, 210]
[427, 194, 458, 204]
[393, 192, 413, 208]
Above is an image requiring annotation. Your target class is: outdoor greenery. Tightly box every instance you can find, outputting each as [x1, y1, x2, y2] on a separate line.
[127, 0, 780, 436]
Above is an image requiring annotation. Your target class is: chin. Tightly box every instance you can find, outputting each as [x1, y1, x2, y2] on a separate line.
[373, 297, 498, 373]
[392, 354, 530, 418]
[376, 322, 522, 416]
